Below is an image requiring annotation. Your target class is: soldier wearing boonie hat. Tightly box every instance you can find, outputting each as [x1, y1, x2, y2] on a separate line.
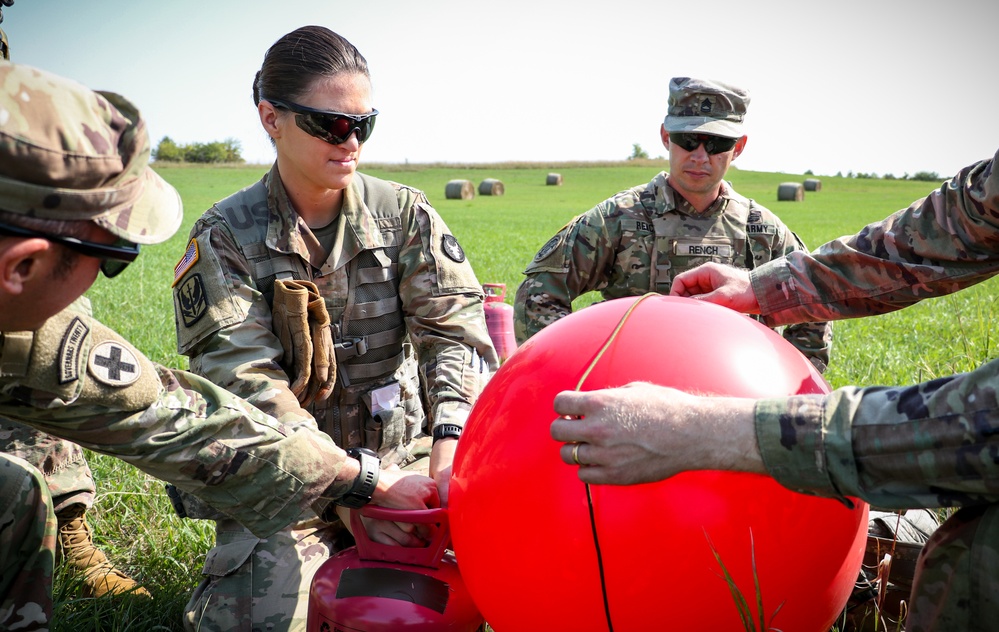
[516, 76, 832, 372]
[0, 63, 182, 244]
[0, 61, 385, 629]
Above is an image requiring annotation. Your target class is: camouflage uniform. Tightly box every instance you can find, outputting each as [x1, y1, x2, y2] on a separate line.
[171, 165, 497, 631]
[0, 61, 366, 630]
[0, 297, 363, 630]
[0, 425, 95, 514]
[752, 149, 999, 631]
[515, 173, 833, 370]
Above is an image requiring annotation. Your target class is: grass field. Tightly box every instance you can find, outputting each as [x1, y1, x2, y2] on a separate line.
[54, 161, 998, 630]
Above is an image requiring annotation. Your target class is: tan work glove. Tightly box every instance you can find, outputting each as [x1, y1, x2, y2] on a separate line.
[303, 291, 336, 407]
[272, 279, 314, 401]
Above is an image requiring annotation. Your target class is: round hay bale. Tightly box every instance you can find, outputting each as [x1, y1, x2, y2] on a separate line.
[479, 178, 505, 196]
[777, 182, 804, 202]
[445, 179, 475, 200]
[546, 173, 563, 186]
[803, 178, 822, 192]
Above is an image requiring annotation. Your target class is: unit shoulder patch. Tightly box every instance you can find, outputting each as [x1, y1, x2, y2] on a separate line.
[534, 233, 564, 262]
[441, 234, 466, 263]
[88, 341, 141, 387]
[176, 273, 209, 328]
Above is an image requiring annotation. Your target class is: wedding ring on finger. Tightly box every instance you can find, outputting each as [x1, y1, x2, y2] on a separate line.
[571, 442, 584, 466]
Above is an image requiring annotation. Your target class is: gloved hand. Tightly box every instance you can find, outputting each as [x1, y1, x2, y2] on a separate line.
[303, 290, 336, 407]
[271, 279, 314, 401]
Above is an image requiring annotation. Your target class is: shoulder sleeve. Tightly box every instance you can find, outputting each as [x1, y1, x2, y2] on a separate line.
[172, 215, 249, 355]
[0, 300, 160, 413]
[515, 198, 626, 342]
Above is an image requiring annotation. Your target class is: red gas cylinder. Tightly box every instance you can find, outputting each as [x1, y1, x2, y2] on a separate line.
[482, 283, 518, 363]
[308, 506, 483, 632]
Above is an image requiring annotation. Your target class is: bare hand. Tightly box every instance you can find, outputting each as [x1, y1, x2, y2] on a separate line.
[550, 383, 762, 485]
[350, 467, 439, 546]
[669, 263, 760, 314]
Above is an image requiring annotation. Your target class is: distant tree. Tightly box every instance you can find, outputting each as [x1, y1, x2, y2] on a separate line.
[911, 171, 942, 182]
[628, 143, 649, 160]
[846, 171, 854, 178]
[836, 171, 843, 178]
[152, 136, 245, 163]
[804, 169, 814, 175]
[221, 137, 245, 163]
[153, 136, 184, 162]
[883, 173, 897, 180]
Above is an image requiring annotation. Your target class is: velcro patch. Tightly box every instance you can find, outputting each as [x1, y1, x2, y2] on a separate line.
[747, 223, 777, 235]
[58, 317, 89, 384]
[172, 238, 200, 287]
[176, 273, 209, 328]
[441, 234, 466, 263]
[534, 234, 564, 262]
[621, 219, 654, 234]
[674, 242, 734, 258]
[88, 341, 141, 387]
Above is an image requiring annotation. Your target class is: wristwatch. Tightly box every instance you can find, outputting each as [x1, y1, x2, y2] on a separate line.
[337, 447, 380, 509]
[432, 423, 463, 444]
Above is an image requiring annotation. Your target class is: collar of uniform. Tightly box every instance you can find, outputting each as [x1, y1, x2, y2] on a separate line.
[263, 165, 328, 268]
[658, 174, 730, 219]
[325, 173, 391, 272]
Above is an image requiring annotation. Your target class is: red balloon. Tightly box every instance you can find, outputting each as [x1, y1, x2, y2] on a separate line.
[450, 295, 867, 632]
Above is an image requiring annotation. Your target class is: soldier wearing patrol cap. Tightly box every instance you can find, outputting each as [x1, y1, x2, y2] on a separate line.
[0, 61, 432, 629]
[515, 77, 832, 371]
[552, 145, 999, 631]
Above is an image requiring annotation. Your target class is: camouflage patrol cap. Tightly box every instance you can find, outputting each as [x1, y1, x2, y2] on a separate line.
[0, 61, 182, 244]
[663, 77, 750, 139]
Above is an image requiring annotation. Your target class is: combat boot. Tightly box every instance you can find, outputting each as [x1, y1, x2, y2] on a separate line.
[55, 504, 151, 598]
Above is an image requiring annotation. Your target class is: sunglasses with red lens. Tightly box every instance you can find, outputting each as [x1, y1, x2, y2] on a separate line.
[266, 98, 378, 145]
[668, 132, 739, 155]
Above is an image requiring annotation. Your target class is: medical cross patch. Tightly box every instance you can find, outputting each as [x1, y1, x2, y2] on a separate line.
[88, 341, 141, 387]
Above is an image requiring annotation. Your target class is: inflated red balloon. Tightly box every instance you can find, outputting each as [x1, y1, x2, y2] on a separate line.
[450, 295, 867, 632]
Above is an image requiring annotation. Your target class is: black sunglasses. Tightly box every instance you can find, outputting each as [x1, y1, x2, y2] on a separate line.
[668, 132, 739, 155]
[0, 222, 140, 278]
[267, 98, 378, 146]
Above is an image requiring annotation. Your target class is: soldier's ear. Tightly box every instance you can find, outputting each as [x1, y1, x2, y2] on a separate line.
[660, 124, 670, 150]
[259, 100, 282, 140]
[732, 136, 748, 159]
[0, 238, 52, 295]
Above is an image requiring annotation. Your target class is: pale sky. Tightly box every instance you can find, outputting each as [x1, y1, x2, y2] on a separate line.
[9, 0, 998, 178]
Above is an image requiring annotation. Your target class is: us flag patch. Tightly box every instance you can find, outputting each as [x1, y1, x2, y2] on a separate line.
[172, 238, 199, 287]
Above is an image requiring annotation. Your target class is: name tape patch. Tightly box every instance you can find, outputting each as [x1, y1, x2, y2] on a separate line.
[674, 242, 734, 258]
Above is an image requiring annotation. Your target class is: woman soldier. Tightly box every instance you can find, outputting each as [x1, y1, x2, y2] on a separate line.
[171, 25, 497, 631]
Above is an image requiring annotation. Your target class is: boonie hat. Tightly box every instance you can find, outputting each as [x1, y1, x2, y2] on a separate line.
[663, 77, 750, 139]
[0, 61, 182, 244]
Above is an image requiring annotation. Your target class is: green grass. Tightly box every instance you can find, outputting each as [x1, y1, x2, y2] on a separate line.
[58, 161, 995, 630]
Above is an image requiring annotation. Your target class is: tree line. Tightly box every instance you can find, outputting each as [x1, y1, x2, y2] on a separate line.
[153, 137, 244, 163]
